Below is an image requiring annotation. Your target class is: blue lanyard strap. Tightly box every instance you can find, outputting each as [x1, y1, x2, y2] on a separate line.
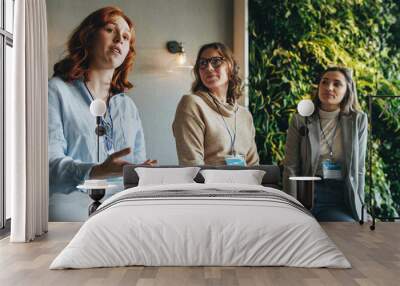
[102, 105, 114, 153]
[208, 92, 237, 155]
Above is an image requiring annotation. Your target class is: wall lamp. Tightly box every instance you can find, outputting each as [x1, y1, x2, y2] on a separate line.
[166, 41, 187, 66]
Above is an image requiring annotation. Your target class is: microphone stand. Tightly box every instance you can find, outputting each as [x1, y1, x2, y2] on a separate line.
[88, 109, 106, 215]
[95, 116, 105, 162]
[296, 116, 316, 210]
[290, 98, 320, 210]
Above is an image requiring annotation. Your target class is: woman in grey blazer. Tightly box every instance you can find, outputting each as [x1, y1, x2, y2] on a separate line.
[283, 67, 368, 222]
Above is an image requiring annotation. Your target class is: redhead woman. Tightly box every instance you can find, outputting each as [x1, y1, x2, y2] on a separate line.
[172, 42, 259, 166]
[48, 7, 155, 221]
[283, 67, 368, 222]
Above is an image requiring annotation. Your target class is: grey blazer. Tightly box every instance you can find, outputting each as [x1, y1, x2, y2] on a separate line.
[282, 111, 368, 221]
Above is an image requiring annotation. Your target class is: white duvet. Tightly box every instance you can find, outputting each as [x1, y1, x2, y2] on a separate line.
[50, 183, 351, 269]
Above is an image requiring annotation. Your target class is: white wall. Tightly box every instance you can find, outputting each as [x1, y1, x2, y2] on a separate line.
[47, 0, 233, 164]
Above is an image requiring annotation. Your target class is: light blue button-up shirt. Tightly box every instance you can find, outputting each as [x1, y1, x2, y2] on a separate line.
[48, 76, 146, 194]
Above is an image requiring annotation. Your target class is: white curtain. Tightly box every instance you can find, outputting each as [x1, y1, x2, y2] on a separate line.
[9, 0, 48, 242]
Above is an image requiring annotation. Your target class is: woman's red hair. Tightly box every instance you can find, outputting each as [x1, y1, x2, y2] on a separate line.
[53, 6, 135, 94]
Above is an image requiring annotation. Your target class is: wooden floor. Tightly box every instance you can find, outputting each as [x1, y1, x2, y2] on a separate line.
[0, 222, 399, 286]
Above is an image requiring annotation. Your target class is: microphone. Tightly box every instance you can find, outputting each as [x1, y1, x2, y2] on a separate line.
[90, 99, 107, 117]
[297, 98, 314, 136]
[297, 98, 314, 117]
[89, 99, 107, 162]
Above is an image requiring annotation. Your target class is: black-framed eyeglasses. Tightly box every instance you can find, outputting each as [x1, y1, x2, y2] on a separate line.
[198, 57, 225, 70]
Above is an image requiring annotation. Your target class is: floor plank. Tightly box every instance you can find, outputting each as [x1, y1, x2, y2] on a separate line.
[0, 222, 399, 286]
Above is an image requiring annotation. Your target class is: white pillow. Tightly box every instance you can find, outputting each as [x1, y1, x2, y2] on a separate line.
[200, 169, 266, 185]
[135, 167, 201, 186]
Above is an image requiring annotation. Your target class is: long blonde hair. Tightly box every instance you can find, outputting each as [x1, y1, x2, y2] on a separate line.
[314, 66, 362, 114]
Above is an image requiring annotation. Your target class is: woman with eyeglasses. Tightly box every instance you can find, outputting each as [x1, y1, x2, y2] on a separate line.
[283, 67, 368, 222]
[172, 42, 259, 166]
[48, 7, 156, 221]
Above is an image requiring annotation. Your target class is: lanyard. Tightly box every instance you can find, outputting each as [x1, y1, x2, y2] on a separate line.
[318, 113, 340, 158]
[208, 92, 237, 155]
[103, 104, 114, 152]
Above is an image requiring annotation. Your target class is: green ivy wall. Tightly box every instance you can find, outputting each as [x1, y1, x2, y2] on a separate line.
[248, 0, 400, 217]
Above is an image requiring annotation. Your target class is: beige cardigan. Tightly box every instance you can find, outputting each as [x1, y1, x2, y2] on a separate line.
[172, 91, 259, 166]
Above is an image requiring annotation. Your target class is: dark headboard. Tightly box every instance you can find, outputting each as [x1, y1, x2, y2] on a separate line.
[123, 165, 281, 189]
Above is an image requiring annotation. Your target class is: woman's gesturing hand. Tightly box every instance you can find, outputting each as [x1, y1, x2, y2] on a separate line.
[89, 147, 131, 179]
[142, 159, 158, 166]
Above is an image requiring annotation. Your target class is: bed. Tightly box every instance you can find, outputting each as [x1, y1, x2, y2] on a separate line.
[49, 165, 350, 269]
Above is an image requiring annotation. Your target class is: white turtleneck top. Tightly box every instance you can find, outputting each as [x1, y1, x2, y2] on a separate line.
[316, 108, 345, 177]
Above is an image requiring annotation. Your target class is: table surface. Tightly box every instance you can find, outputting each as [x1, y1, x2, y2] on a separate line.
[77, 184, 122, 190]
[289, 176, 322, 181]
